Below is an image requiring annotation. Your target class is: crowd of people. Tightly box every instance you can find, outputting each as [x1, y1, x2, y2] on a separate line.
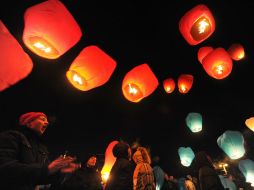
[0, 112, 253, 190]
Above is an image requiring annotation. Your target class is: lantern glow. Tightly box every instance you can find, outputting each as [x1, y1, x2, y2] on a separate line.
[228, 43, 245, 61]
[177, 74, 194, 94]
[245, 117, 254, 132]
[239, 159, 254, 186]
[186, 112, 202, 133]
[163, 78, 175, 94]
[23, 0, 82, 59]
[178, 147, 195, 167]
[122, 64, 159, 103]
[197, 46, 213, 63]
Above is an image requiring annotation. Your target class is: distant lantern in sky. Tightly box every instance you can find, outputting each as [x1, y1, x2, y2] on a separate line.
[178, 147, 195, 167]
[0, 20, 33, 92]
[163, 78, 175, 94]
[227, 43, 245, 61]
[177, 74, 194, 94]
[101, 140, 118, 183]
[245, 117, 254, 132]
[201, 48, 233, 80]
[66, 45, 117, 91]
[23, 0, 82, 59]
[186, 112, 202, 133]
[239, 159, 254, 186]
[122, 64, 159, 103]
[179, 4, 215, 45]
[197, 46, 213, 63]
[217, 130, 245, 160]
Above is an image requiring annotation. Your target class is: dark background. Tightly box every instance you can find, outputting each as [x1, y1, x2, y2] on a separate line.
[1, 0, 254, 177]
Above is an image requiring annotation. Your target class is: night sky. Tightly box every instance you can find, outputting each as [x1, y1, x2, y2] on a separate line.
[1, 0, 254, 177]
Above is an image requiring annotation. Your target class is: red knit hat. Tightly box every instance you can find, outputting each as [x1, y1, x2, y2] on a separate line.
[19, 112, 47, 126]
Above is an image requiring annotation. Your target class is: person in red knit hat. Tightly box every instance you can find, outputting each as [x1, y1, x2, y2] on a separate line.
[0, 111, 81, 190]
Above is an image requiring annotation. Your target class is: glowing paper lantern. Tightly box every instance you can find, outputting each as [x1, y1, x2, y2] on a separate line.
[197, 46, 213, 63]
[227, 43, 245, 61]
[66, 45, 117, 91]
[177, 74, 193, 94]
[201, 48, 233, 80]
[101, 140, 118, 183]
[23, 0, 82, 59]
[178, 147, 195, 167]
[0, 20, 33, 91]
[245, 117, 254, 132]
[186, 112, 202, 133]
[217, 130, 245, 160]
[163, 78, 175, 94]
[122, 64, 159, 103]
[239, 159, 254, 186]
[179, 4, 215, 45]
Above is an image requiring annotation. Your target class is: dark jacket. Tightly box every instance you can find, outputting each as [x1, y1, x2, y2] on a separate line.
[0, 127, 54, 190]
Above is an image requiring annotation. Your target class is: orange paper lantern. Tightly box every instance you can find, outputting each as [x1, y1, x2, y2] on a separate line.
[163, 78, 175, 94]
[201, 48, 233, 80]
[122, 64, 159, 103]
[179, 4, 215, 45]
[0, 20, 33, 91]
[197, 46, 213, 63]
[227, 43, 245, 61]
[66, 45, 117, 91]
[177, 74, 194, 94]
[23, 0, 82, 59]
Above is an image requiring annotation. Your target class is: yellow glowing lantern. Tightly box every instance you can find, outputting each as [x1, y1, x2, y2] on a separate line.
[197, 46, 213, 63]
[179, 4, 215, 45]
[245, 117, 254, 132]
[122, 64, 159, 103]
[0, 20, 33, 91]
[227, 43, 245, 61]
[23, 0, 82, 59]
[163, 78, 175, 94]
[66, 45, 117, 91]
[177, 74, 194, 94]
[201, 48, 233, 80]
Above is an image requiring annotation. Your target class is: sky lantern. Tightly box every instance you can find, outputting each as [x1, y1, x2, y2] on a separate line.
[177, 74, 194, 94]
[239, 159, 254, 186]
[186, 112, 202, 133]
[122, 64, 159, 103]
[227, 43, 245, 61]
[179, 4, 215, 45]
[197, 46, 213, 63]
[217, 130, 245, 160]
[101, 140, 118, 183]
[22, 0, 82, 59]
[201, 48, 233, 80]
[66, 45, 117, 91]
[163, 78, 175, 94]
[245, 117, 254, 132]
[178, 147, 195, 167]
[0, 20, 33, 92]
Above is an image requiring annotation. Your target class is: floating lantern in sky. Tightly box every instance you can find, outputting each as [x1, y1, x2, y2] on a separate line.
[186, 112, 202, 133]
[122, 64, 159, 103]
[66, 45, 117, 91]
[217, 130, 245, 160]
[227, 43, 245, 61]
[101, 140, 118, 183]
[178, 147, 195, 167]
[245, 117, 254, 132]
[239, 159, 254, 186]
[0, 20, 33, 92]
[163, 78, 175, 94]
[201, 48, 233, 80]
[23, 0, 82, 59]
[179, 4, 215, 45]
[197, 46, 213, 63]
[177, 74, 194, 94]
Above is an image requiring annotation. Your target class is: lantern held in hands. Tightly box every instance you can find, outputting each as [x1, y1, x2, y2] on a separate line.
[239, 159, 254, 186]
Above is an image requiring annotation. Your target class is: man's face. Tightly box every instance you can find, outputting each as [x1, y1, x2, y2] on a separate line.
[27, 116, 49, 135]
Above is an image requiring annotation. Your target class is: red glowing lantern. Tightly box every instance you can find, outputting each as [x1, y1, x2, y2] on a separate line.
[197, 46, 213, 63]
[66, 45, 117, 91]
[23, 0, 82, 59]
[163, 78, 175, 94]
[0, 20, 33, 91]
[122, 64, 159, 103]
[227, 43, 245, 61]
[177, 74, 194, 94]
[179, 4, 215, 45]
[201, 48, 233, 80]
